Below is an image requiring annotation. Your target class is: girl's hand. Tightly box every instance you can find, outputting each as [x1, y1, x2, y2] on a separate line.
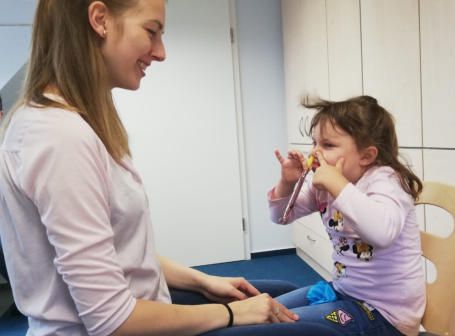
[273, 149, 310, 198]
[229, 293, 299, 325]
[201, 275, 260, 303]
[312, 151, 349, 198]
[274, 149, 306, 184]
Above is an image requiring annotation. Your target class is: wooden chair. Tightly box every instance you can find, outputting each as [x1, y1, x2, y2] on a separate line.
[416, 181, 455, 336]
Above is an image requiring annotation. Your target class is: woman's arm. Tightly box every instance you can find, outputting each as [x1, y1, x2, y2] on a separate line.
[159, 256, 260, 301]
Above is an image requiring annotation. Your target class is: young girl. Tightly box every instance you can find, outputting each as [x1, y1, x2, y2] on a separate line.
[269, 95, 426, 336]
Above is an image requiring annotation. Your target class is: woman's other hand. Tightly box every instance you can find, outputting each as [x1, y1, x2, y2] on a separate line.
[229, 293, 299, 325]
[201, 275, 260, 302]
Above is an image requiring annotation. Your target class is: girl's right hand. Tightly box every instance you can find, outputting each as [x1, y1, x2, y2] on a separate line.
[229, 293, 299, 325]
[274, 149, 306, 184]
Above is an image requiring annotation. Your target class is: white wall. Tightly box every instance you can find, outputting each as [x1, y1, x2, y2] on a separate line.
[0, 0, 293, 257]
[235, 0, 293, 252]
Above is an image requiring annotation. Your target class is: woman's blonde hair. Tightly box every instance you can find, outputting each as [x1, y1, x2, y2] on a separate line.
[4, 0, 140, 162]
[304, 95, 423, 200]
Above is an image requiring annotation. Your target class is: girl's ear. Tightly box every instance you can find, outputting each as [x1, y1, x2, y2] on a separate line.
[360, 146, 378, 166]
[88, 1, 108, 38]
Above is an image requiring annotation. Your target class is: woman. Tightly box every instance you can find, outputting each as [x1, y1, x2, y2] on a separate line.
[0, 1, 302, 335]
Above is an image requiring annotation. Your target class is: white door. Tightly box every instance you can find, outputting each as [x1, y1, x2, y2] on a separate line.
[114, 0, 246, 266]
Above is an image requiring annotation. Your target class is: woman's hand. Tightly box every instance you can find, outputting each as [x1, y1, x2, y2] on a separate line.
[229, 293, 299, 325]
[200, 275, 260, 303]
[312, 151, 348, 198]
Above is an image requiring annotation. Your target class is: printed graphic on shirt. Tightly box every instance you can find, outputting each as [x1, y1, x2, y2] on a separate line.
[325, 309, 353, 326]
[334, 261, 347, 279]
[352, 240, 373, 261]
[334, 237, 350, 255]
[356, 301, 376, 321]
[328, 210, 344, 231]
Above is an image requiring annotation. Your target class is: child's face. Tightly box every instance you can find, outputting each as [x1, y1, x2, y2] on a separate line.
[311, 121, 367, 183]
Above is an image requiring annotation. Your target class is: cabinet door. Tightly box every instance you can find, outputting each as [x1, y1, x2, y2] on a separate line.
[282, 0, 329, 145]
[420, 0, 455, 148]
[326, 0, 363, 100]
[361, 0, 421, 147]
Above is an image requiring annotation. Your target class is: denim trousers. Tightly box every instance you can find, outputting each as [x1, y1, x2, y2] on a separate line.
[170, 280, 403, 336]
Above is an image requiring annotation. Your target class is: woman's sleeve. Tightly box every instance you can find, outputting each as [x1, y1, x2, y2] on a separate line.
[18, 115, 136, 336]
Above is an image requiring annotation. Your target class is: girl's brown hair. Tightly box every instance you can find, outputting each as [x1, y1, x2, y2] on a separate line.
[304, 95, 422, 200]
[3, 0, 140, 162]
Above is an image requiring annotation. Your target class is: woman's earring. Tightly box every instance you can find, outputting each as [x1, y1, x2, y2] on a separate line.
[103, 28, 107, 38]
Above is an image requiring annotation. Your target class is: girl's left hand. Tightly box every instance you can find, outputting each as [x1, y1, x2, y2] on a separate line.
[201, 275, 261, 303]
[312, 151, 349, 198]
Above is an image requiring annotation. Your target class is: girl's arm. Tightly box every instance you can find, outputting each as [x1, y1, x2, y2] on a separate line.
[333, 168, 413, 248]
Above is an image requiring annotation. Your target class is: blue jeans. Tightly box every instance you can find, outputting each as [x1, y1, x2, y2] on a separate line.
[171, 281, 403, 336]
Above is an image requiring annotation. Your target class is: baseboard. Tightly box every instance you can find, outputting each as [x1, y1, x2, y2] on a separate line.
[251, 248, 296, 259]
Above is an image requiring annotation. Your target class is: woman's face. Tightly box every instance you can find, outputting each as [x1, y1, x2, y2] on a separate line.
[102, 0, 166, 90]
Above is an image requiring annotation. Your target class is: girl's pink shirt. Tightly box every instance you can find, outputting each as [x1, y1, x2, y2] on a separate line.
[269, 166, 426, 336]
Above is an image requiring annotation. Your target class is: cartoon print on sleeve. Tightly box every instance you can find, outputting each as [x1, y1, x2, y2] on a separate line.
[334, 261, 347, 279]
[328, 210, 344, 231]
[334, 237, 350, 255]
[352, 240, 373, 261]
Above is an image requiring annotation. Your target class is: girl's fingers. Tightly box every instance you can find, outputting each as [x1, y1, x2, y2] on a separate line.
[274, 149, 284, 164]
[336, 157, 345, 171]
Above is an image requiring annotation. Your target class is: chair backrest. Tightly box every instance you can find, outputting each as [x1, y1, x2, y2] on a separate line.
[415, 181, 455, 335]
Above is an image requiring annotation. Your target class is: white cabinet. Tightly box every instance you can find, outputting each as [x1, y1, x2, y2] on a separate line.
[282, 0, 328, 145]
[420, 0, 455, 148]
[282, 0, 362, 145]
[361, 0, 421, 147]
[326, 0, 362, 100]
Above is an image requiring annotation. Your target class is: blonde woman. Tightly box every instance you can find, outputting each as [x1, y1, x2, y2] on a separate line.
[0, 1, 303, 335]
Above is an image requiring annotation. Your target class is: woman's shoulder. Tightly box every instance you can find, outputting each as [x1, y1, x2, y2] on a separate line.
[6, 104, 101, 151]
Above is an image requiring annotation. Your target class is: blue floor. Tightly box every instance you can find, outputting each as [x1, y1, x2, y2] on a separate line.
[0, 253, 322, 335]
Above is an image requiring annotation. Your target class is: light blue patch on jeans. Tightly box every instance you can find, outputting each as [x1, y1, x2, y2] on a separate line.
[306, 281, 337, 305]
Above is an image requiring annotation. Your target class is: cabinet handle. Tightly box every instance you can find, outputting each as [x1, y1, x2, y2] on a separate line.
[306, 235, 316, 243]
